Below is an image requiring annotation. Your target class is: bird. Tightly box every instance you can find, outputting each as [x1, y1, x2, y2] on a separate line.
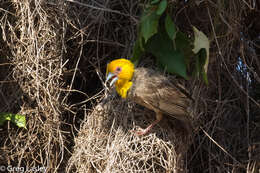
[106, 58, 192, 136]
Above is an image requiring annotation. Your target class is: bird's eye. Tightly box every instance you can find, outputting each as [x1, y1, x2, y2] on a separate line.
[115, 67, 122, 72]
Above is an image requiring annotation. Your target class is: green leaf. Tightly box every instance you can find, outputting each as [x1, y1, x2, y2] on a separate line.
[175, 31, 193, 56]
[165, 13, 177, 40]
[151, 0, 160, 4]
[159, 50, 187, 78]
[145, 30, 187, 78]
[193, 48, 208, 84]
[198, 48, 208, 84]
[192, 26, 210, 73]
[156, 0, 167, 15]
[175, 31, 194, 66]
[130, 38, 144, 66]
[0, 113, 26, 129]
[141, 9, 160, 43]
[202, 69, 208, 85]
[195, 48, 207, 72]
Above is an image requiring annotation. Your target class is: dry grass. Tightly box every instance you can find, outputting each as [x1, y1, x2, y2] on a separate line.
[0, 0, 259, 173]
[67, 96, 193, 173]
[0, 0, 68, 171]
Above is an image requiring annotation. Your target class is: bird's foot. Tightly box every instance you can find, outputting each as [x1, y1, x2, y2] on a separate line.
[131, 127, 150, 136]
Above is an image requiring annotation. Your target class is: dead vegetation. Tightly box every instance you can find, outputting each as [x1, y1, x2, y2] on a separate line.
[0, 0, 67, 171]
[67, 94, 196, 172]
[0, 0, 259, 173]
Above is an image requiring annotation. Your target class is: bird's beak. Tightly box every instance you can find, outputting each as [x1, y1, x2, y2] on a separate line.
[106, 72, 118, 87]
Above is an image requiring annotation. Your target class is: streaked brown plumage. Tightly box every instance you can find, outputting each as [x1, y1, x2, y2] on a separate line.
[128, 68, 192, 135]
[106, 59, 192, 135]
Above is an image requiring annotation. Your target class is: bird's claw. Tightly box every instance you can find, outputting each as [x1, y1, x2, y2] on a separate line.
[130, 128, 149, 136]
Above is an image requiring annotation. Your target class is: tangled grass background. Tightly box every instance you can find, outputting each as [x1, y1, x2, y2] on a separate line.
[0, 0, 259, 172]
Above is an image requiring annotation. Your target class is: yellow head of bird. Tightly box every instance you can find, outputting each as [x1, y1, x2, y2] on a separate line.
[106, 58, 134, 98]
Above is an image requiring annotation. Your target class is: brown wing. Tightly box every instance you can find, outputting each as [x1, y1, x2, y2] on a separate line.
[128, 67, 191, 122]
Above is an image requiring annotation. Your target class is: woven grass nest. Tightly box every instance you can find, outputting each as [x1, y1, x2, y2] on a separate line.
[67, 92, 195, 173]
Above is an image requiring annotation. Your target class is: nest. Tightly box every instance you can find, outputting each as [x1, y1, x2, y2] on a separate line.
[67, 95, 194, 173]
